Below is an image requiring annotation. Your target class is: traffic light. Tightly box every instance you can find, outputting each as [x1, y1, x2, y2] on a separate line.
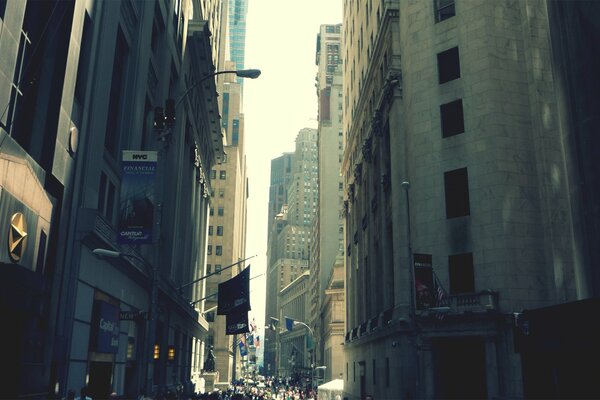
[153, 107, 165, 129]
[165, 98, 176, 125]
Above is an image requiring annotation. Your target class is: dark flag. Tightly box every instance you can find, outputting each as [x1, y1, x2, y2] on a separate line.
[226, 307, 250, 335]
[217, 266, 251, 315]
[238, 338, 248, 357]
[285, 316, 295, 331]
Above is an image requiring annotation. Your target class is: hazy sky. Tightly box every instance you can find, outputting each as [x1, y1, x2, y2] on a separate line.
[242, 1, 343, 335]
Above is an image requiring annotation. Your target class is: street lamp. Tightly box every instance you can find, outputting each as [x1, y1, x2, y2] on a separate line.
[401, 181, 416, 317]
[313, 366, 326, 393]
[284, 317, 317, 390]
[92, 248, 157, 395]
[154, 69, 261, 129]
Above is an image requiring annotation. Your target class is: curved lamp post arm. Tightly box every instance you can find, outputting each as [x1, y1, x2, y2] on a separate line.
[174, 69, 261, 109]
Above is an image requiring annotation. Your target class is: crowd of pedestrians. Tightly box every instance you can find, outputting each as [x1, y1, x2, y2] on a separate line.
[62, 376, 317, 400]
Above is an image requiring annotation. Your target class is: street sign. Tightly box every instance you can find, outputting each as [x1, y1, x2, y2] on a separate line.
[119, 310, 148, 321]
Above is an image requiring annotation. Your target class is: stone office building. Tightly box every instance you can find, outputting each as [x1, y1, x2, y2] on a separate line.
[341, 0, 600, 399]
[0, 0, 226, 398]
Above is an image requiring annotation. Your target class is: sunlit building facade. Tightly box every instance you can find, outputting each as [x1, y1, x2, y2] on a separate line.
[309, 22, 346, 384]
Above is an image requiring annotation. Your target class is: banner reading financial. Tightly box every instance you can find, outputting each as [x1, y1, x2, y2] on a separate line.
[118, 151, 158, 244]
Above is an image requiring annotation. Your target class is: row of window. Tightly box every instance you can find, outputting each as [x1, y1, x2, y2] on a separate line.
[207, 245, 222, 256]
[209, 207, 225, 216]
[208, 226, 224, 236]
[210, 170, 227, 180]
[206, 264, 222, 274]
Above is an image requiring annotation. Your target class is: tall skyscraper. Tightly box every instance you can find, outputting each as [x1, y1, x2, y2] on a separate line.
[228, 0, 249, 85]
[264, 128, 318, 378]
[309, 23, 346, 384]
[205, 67, 249, 385]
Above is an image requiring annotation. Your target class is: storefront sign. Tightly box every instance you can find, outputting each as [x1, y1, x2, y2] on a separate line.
[93, 301, 120, 353]
[119, 310, 148, 321]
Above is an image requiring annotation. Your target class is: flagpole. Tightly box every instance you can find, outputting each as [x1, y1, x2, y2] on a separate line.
[177, 254, 256, 291]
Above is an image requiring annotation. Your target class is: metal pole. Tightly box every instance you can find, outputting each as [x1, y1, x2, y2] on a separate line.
[178, 255, 256, 291]
[147, 261, 158, 395]
[402, 181, 415, 317]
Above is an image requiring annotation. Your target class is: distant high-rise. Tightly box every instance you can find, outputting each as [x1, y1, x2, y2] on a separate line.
[264, 128, 318, 378]
[205, 69, 249, 384]
[267, 153, 294, 248]
[309, 23, 345, 384]
[228, 0, 248, 85]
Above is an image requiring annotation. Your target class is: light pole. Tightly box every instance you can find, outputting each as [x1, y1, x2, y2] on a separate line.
[401, 181, 420, 398]
[313, 366, 326, 394]
[401, 181, 415, 317]
[92, 248, 157, 395]
[154, 69, 261, 130]
[284, 317, 316, 391]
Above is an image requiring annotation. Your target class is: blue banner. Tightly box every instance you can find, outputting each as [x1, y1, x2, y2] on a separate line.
[93, 300, 120, 354]
[118, 151, 157, 244]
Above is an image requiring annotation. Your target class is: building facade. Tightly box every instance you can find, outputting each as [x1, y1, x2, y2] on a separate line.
[264, 128, 318, 379]
[309, 22, 346, 386]
[0, 0, 228, 398]
[205, 66, 249, 385]
[278, 272, 311, 380]
[341, 0, 600, 399]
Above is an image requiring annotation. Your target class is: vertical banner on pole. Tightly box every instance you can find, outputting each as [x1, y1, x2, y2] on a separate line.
[118, 151, 158, 244]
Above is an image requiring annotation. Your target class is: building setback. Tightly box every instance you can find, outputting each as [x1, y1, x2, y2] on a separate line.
[341, 0, 600, 399]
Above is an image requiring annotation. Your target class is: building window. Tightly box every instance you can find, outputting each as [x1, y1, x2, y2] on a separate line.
[210, 170, 216, 180]
[218, 189, 225, 198]
[449, 252, 475, 294]
[434, 0, 455, 22]
[98, 171, 116, 223]
[440, 99, 464, 137]
[207, 264, 212, 274]
[372, 359, 376, 385]
[218, 207, 224, 216]
[437, 47, 460, 84]
[208, 226, 213, 235]
[444, 167, 470, 218]
[217, 226, 223, 236]
[216, 246, 222, 256]
[215, 264, 222, 274]
[207, 245, 212, 255]
[220, 170, 226, 180]
[386, 357, 390, 387]
[104, 28, 129, 157]
[209, 208, 214, 216]
[232, 119, 239, 146]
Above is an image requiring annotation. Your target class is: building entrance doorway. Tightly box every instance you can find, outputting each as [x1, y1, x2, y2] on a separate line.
[88, 361, 113, 399]
[433, 336, 487, 399]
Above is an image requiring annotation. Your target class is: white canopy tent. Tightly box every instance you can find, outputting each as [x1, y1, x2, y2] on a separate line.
[318, 379, 344, 400]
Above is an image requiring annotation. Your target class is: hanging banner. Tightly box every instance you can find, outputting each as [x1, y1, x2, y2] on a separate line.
[118, 151, 157, 244]
[217, 266, 251, 315]
[91, 300, 120, 354]
[226, 307, 250, 335]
